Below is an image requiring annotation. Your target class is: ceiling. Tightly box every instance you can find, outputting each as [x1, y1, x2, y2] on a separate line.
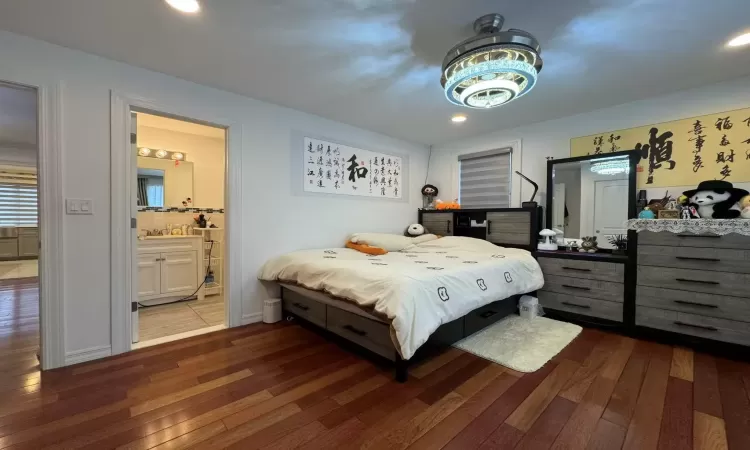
[0, 82, 36, 148]
[137, 112, 226, 140]
[0, 0, 749, 145]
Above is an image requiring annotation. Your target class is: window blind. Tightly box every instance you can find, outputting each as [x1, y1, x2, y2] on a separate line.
[0, 171, 38, 226]
[458, 148, 512, 209]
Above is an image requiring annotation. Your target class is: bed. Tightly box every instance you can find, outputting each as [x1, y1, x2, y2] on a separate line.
[259, 232, 544, 381]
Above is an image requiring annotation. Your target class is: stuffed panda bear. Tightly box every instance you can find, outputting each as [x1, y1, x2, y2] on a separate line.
[684, 180, 749, 219]
[405, 223, 430, 237]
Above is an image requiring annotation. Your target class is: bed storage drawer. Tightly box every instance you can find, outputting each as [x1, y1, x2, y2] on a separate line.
[282, 289, 326, 328]
[537, 257, 624, 283]
[326, 307, 394, 360]
[636, 306, 750, 346]
[538, 291, 623, 322]
[464, 298, 518, 337]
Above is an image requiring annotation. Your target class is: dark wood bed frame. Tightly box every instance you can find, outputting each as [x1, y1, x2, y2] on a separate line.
[280, 207, 540, 382]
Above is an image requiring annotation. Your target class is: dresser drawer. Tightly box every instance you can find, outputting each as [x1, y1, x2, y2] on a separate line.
[637, 266, 750, 298]
[326, 306, 394, 360]
[487, 211, 531, 223]
[538, 291, 622, 322]
[282, 290, 326, 328]
[637, 306, 750, 346]
[638, 245, 750, 273]
[464, 299, 517, 337]
[421, 213, 453, 236]
[638, 231, 750, 250]
[637, 286, 750, 323]
[537, 257, 624, 283]
[542, 275, 623, 303]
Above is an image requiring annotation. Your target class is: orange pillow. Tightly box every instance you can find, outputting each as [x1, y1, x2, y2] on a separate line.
[346, 241, 388, 255]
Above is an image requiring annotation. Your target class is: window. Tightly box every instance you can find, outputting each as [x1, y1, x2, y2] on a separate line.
[0, 170, 38, 226]
[458, 148, 512, 208]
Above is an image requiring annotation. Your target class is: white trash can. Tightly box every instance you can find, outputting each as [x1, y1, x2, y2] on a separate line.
[519, 295, 543, 319]
[263, 298, 282, 324]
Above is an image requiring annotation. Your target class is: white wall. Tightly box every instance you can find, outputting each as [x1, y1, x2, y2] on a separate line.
[0, 31, 428, 358]
[137, 125, 225, 209]
[428, 75, 750, 213]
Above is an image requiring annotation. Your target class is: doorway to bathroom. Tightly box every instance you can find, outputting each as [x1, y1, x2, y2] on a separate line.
[131, 111, 228, 348]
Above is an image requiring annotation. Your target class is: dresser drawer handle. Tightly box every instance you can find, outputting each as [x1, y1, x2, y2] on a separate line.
[673, 300, 718, 309]
[674, 321, 718, 332]
[343, 324, 367, 336]
[675, 256, 720, 262]
[562, 284, 591, 291]
[480, 310, 497, 319]
[675, 278, 719, 285]
[561, 301, 591, 309]
[562, 267, 591, 272]
[292, 302, 309, 311]
[487, 220, 492, 235]
[446, 220, 451, 234]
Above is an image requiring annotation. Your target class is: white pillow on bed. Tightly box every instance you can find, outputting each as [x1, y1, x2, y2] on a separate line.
[349, 233, 438, 251]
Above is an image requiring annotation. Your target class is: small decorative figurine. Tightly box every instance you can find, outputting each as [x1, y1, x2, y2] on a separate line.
[638, 207, 656, 219]
[579, 236, 598, 253]
[421, 185, 439, 209]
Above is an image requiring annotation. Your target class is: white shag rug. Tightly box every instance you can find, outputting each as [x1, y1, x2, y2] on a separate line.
[454, 315, 582, 373]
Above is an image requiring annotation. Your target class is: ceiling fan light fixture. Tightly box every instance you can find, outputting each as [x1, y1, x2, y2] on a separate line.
[441, 14, 542, 110]
[165, 0, 200, 14]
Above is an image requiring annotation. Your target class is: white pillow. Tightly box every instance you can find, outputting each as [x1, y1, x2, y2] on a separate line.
[348, 233, 437, 251]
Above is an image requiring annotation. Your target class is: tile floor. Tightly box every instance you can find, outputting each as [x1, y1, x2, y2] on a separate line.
[0, 259, 38, 280]
[138, 293, 225, 342]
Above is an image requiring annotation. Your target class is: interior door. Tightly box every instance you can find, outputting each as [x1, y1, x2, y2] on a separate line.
[137, 253, 161, 298]
[552, 183, 566, 235]
[161, 251, 198, 294]
[594, 179, 628, 248]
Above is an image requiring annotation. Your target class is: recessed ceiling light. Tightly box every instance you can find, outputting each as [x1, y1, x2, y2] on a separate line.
[165, 0, 200, 14]
[451, 114, 468, 123]
[727, 32, 750, 47]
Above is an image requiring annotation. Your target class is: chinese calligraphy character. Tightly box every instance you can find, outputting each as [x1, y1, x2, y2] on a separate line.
[325, 159, 332, 167]
[333, 147, 340, 156]
[744, 138, 750, 145]
[334, 181, 340, 190]
[317, 144, 324, 153]
[326, 170, 332, 180]
[716, 149, 735, 163]
[306, 169, 314, 176]
[346, 155, 368, 182]
[308, 156, 315, 164]
[325, 146, 332, 157]
[381, 187, 386, 196]
[636, 127, 676, 184]
[317, 180, 325, 188]
[607, 134, 621, 152]
[720, 135, 731, 146]
[593, 136, 604, 154]
[689, 120, 706, 173]
[317, 168, 323, 178]
[307, 142, 315, 153]
[720, 165, 732, 180]
[715, 117, 733, 131]
[316, 156, 323, 165]
[394, 187, 399, 196]
[381, 157, 385, 165]
[744, 117, 750, 127]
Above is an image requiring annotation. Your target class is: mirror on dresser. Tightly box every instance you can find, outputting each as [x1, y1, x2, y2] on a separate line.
[547, 151, 638, 250]
[536, 150, 639, 326]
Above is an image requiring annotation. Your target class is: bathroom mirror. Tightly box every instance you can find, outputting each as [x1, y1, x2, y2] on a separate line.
[137, 156, 194, 207]
[546, 151, 638, 249]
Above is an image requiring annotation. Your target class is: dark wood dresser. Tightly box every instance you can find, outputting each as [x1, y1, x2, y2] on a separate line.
[635, 230, 750, 346]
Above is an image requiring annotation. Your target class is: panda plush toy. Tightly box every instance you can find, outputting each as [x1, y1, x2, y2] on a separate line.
[684, 180, 749, 219]
[405, 223, 430, 237]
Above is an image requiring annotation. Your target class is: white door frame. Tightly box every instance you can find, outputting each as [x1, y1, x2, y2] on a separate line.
[110, 91, 243, 355]
[0, 78, 66, 369]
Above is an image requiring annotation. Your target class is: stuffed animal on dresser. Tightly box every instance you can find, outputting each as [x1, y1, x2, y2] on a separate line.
[578, 236, 598, 253]
[740, 195, 750, 219]
[684, 180, 748, 219]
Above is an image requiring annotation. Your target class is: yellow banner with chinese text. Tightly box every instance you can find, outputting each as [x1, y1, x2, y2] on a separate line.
[570, 107, 750, 189]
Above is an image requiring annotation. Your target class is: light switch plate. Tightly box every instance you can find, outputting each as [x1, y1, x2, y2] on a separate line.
[66, 199, 93, 215]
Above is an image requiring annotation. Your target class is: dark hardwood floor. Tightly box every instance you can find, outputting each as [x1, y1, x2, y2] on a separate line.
[1, 279, 748, 449]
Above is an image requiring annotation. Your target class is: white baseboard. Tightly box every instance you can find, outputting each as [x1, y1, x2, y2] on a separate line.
[241, 312, 263, 325]
[65, 345, 112, 366]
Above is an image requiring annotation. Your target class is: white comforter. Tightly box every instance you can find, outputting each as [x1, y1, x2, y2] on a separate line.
[258, 237, 544, 359]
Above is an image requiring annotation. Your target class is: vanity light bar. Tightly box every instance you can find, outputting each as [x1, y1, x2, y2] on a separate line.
[590, 159, 629, 175]
[137, 147, 186, 161]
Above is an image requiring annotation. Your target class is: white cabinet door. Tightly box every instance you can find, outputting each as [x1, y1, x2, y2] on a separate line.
[161, 251, 198, 294]
[18, 234, 38, 257]
[137, 253, 161, 298]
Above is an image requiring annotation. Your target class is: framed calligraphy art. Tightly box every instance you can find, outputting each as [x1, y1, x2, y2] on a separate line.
[303, 137, 403, 199]
[570, 106, 750, 188]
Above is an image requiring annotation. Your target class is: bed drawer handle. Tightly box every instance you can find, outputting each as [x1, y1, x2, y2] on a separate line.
[562, 284, 591, 291]
[343, 325, 367, 337]
[292, 302, 310, 311]
[675, 256, 720, 262]
[561, 301, 591, 309]
[562, 267, 591, 273]
[479, 310, 497, 319]
[673, 300, 718, 309]
[675, 278, 719, 285]
[674, 321, 718, 332]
